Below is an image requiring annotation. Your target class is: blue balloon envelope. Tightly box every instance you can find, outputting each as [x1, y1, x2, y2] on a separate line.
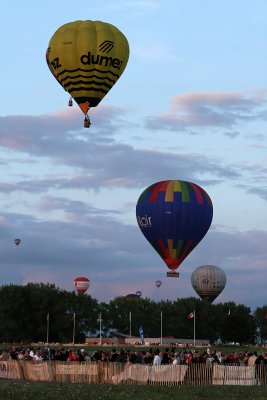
[136, 180, 213, 273]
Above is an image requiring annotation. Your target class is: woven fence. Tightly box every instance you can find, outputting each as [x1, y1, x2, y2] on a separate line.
[0, 361, 266, 386]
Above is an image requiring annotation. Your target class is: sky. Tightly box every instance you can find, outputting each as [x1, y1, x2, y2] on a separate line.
[0, 0, 267, 311]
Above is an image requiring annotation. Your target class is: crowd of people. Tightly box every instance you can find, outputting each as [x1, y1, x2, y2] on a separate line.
[0, 346, 267, 367]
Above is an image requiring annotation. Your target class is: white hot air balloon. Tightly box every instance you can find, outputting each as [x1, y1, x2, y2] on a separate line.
[191, 265, 226, 303]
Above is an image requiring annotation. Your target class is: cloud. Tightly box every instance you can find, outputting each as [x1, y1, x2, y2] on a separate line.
[0, 206, 266, 308]
[0, 106, 242, 194]
[0, 146, 239, 194]
[144, 90, 267, 133]
[0, 98, 266, 309]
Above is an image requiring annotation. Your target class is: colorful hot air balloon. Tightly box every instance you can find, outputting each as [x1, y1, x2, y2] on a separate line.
[155, 280, 162, 288]
[191, 265, 226, 303]
[73, 277, 90, 295]
[136, 180, 213, 277]
[46, 20, 130, 127]
[14, 238, 21, 246]
[136, 290, 142, 297]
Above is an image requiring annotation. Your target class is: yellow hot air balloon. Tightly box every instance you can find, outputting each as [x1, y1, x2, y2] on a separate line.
[46, 20, 130, 127]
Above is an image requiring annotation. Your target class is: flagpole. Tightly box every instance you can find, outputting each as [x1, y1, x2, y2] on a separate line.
[160, 311, 163, 346]
[99, 311, 102, 345]
[72, 313, 76, 345]
[129, 311, 132, 339]
[46, 313, 49, 344]
[193, 310, 196, 346]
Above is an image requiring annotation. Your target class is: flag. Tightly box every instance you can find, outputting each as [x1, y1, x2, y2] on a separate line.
[228, 310, 231, 315]
[139, 325, 144, 344]
[187, 312, 194, 319]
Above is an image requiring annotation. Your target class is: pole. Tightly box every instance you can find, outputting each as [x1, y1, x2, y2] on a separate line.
[129, 311, 132, 339]
[72, 313, 76, 345]
[160, 311, 163, 346]
[99, 312, 102, 345]
[193, 310, 196, 346]
[46, 313, 49, 344]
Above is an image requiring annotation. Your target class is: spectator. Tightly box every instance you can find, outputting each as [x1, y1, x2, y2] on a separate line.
[153, 350, 163, 365]
[109, 348, 118, 362]
[67, 349, 78, 361]
[247, 351, 258, 366]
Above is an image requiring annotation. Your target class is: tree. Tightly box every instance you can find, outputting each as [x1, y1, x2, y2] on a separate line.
[254, 305, 267, 344]
[221, 313, 254, 344]
[0, 283, 260, 344]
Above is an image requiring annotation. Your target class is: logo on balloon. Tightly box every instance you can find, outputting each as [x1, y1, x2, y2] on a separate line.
[80, 52, 124, 70]
[99, 40, 114, 53]
[137, 215, 152, 228]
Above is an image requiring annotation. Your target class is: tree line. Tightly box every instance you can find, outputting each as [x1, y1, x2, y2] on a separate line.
[0, 283, 266, 345]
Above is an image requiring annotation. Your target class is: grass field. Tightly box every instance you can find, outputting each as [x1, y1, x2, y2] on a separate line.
[0, 381, 267, 400]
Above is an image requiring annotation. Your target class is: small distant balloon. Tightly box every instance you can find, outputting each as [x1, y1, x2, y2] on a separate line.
[155, 280, 162, 288]
[73, 277, 90, 295]
[14, 238, 21, 246]
[136, 290, 142, 297]
[191, 265, 226, 303]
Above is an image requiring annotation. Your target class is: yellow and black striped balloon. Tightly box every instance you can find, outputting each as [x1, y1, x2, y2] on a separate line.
[46, 20, 129, 118]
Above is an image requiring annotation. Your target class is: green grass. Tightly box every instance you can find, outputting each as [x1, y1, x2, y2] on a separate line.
[0, 382, 266, 400]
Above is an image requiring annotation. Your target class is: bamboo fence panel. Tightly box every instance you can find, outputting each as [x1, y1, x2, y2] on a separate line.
[54, 362, 99, 383]
[1, 361, 266, 386]
[149, 365, 188, 385]
[0, 360, 22, 380]
[212, 365, 258, 386]
[22, 361, 51, 381]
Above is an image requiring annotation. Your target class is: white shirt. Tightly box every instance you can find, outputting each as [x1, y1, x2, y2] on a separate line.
[153, 355, 162, 365]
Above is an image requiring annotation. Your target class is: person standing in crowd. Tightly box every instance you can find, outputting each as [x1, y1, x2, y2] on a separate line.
[109, 348, 118, 362]
[153, 350, 163, 365]
[247, 351, 258, 366]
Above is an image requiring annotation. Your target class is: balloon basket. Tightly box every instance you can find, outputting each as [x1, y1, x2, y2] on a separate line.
[166, 271, 179, 278]
[84, 117, 91, 128]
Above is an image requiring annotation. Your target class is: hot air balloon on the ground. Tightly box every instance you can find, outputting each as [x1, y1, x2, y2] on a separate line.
[125, 293, 139, 299]
[14, 238, 21, 246]
[46, 20, 130, 127]
[155, 280, 162, 288]
[73, 277, 90, 295]
[136, 180, 213, 277]
[136, 290, 142, 297]
[191, 265, 226, 303]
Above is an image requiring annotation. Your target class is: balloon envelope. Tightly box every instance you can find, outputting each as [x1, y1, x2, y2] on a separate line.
[191, 265, 226, 303]
[136, 290, 142, 297]
[46, 20, 129, 120]
[73, 277, 90, 295]
[155, 280, 162, 288]
[125, 293, 139, 299]
[14, 238, 21, 246]
[136, 180, 213, 272]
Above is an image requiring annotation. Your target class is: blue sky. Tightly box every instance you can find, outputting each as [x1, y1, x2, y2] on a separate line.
[0, 0, 267, 310]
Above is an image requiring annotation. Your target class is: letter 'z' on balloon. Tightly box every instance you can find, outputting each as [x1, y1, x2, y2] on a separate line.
[136, 180, 213, 277]
[46, 20, 130, 128]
